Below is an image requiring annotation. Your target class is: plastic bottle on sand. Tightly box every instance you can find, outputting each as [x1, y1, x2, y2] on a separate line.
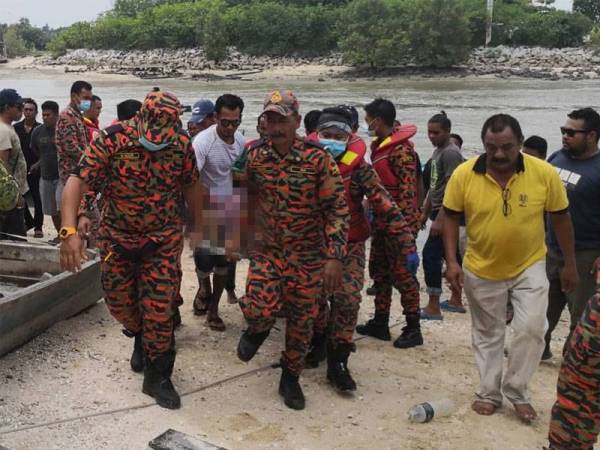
[408, 399, 455, 423]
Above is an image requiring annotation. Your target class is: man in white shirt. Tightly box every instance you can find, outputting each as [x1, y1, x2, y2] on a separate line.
[192, 94, 245, 331]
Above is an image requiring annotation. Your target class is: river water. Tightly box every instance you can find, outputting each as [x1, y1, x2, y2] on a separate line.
[2, 72, 600, 159]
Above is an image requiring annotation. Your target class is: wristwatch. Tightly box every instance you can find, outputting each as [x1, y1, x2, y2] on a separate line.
[59, 226, 77, 240]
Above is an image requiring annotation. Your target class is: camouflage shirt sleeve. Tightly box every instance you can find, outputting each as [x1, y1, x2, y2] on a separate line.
[317, 150, 349, 260]
[0, 161, 19, 211]
[388, 142, 420, 233]
[181, 140, 200, 187]
[73, 131, 111, 193]
[56, 111, 86, 185]
[353, 161, 415, 253]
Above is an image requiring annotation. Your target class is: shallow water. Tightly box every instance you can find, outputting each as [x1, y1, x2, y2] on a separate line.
[2, 72, 600, 160]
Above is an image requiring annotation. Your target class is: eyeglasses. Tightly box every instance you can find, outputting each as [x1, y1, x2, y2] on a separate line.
[502, 188, 512, 217]
[219, 119, 241, 128]
[560, 127, 589, 137]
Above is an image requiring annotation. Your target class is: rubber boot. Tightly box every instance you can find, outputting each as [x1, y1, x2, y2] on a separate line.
[237, 330, 270, 362]
[326, 343, 357, 392]
[355, 313, 391, 341]
[393, 314, 423, 349]
[278, 365, 305, 410]
[142, 350, 181, 409]
[123, 330, 144, 373]
[305, 332, 327, 369]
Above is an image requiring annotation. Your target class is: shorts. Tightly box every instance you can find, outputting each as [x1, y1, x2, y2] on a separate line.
[40, 178, 62, 216]
[194, 248, 229, 276]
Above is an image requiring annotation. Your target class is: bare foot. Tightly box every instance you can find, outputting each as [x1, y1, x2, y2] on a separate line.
[472, 400, 497, 416]
[513, 403, 537, 424]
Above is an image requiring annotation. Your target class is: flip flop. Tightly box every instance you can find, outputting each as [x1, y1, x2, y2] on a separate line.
[440, 300, 466, 314]
[513, 403, 537, 424]
[207, 316, 226, 332]
[420, 309, 443, 321]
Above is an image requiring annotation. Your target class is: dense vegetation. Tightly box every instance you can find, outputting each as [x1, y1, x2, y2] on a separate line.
[1, 0, 597, 69]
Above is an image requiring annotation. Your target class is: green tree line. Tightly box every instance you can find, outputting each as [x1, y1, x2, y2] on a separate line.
[3, 0, 598, 69]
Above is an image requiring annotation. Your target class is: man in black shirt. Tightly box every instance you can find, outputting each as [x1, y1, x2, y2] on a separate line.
[13, 98, 42, 237]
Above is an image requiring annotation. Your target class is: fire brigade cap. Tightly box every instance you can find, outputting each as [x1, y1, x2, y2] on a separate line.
[262, 89, 299, 116]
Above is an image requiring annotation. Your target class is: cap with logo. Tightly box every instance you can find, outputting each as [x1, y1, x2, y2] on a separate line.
[262, 90, 299, 117]
[189, 99, 215, 124]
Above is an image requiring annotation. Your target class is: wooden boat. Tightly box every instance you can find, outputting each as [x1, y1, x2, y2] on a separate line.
[0, 240, 103, 356]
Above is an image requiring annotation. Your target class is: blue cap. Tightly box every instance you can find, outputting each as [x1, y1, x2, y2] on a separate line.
[189, 99, 215, 124]
[0, 89, 23, 107]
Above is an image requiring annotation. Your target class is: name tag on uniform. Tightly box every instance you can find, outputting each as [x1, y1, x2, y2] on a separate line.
[288, 166, 316, 175]
[114, 152, 142, 161]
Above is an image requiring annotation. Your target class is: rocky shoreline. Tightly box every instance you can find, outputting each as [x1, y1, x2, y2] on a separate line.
[15, 45, 600, 81]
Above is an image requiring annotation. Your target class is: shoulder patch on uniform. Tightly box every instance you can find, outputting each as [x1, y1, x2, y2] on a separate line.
[248, 138, 266, 151]
[340, 150, 359, 166]
[103, 123, 125, 136]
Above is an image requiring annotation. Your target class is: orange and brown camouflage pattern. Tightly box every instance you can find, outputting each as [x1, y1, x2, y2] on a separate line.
[56, 104, 88, 185]
[237, 137, 349, 375]
[74, 90, 199, 360]
[314, 161, 416, 345]
[548, 283, 600, 450]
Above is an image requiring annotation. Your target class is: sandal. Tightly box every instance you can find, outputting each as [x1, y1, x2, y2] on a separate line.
[207, 316, 226, 332]
[440, 300, 466, 314]
[472, 400, 498, 416]
[420, 309, 443, 321]
[513, 403, 537, 424]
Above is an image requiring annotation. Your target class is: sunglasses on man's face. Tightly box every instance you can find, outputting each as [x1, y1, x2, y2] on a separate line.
[219, 119, 241, 128]
[560, 127, 589, 137]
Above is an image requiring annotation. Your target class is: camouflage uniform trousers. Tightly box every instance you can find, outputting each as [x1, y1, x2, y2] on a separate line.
[240, 250, 324, 376]
[98, 234, 183, 361]
[548, 291, 600, 450]
[369, 229, 420, 316]
[314, 241, 365, 346]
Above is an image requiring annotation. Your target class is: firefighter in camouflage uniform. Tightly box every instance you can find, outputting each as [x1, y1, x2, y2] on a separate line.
[59, 90, 203, 410]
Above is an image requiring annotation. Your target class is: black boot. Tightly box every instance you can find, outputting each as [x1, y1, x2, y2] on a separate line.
[142, 350, 181, 409]
[327, 343, 357, 392]
[305, 332, 327, 369]
[237, 330, 270, 362]
[123, 330, 144, 373]
[393, 314, 423, 349]
[356, 313, 391, 341]
[278, 365, 305, 410]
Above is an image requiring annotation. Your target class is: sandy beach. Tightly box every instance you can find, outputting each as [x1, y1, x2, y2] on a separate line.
[0, 221, 569, 450]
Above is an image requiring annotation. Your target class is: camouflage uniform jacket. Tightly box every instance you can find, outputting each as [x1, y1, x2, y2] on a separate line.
[0, 160, 19, 211]
[56, 104, 88, 185]
[73, 120, 200, 246]
[236, 137, 349, 261]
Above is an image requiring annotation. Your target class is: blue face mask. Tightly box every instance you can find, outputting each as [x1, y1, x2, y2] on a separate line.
[79, 100, 92, 112]
[139, 136, 170, 152]
[319, 138, 347, 158]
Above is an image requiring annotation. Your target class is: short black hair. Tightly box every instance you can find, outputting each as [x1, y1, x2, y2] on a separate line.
[450, 133, 463, 148]
[304, 110, 322, 134]
[70, 80, 92, 95]
[117, 99, 142, 121]
[92, 95, 102, 102]
[523, 135, 548, 158]
[41, 100, 59, 114]
[429, 111, 451, 131]
[364, 98, 396, 127]
[338, 105, 359, 130]
[215, 94, 244, 114]
[22, 98, 38, 112]
[568, 107, 600, 142]
[481, 114, 524, 143]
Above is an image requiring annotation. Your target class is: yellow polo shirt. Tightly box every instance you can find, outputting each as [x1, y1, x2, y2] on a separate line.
[443, 153, 568, 280]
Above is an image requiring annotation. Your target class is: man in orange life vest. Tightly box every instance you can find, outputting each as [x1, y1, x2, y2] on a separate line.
[356, 98, 423, 348]
[306, 107, 418, 391]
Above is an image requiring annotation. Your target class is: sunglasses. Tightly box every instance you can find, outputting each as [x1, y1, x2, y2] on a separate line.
[560, 127, 589, 137]
[219, 119, 241, 128]
[502, 188, 512, 217]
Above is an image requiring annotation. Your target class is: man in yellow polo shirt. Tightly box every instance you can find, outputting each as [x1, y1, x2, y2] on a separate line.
[443, 114, 578, 424]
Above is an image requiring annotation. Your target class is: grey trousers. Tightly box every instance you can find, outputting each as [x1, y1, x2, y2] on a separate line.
[464, 260, 548, 406]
